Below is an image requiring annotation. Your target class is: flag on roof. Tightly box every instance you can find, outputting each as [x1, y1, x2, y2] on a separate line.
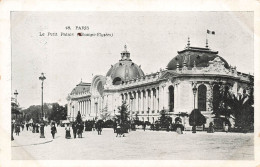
[207, 30, 215, 35]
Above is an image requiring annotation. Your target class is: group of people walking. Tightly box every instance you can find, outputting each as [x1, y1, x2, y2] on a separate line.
[64, 122, 84, 139]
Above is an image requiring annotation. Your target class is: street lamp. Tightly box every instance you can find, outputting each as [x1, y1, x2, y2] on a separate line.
[39, 73, 46, 138]
[192, 86, 197, 133]
[14, 90, 19, 120]
[14, 90, 18, 103]
[192, 86, 197, 109]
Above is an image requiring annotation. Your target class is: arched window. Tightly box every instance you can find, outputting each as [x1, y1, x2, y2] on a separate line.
[213, 85, 220, 112]
[168, 86, 174, 112]
[113, 77, 122, 85]
[198, 84, 207, 111]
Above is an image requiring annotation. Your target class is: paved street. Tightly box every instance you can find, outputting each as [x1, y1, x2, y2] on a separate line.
[12, 126, 254, 160]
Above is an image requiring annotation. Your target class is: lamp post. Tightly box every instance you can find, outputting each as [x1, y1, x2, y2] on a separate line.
[14, 90, 19, 120]
[39, 73, 46, 138]
[192, 86, 197, 133]
[192, 86, 197, 109]
[14, 90, 18, 103]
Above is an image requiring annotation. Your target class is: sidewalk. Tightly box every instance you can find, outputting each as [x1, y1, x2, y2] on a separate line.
[11, 126, 53, 147]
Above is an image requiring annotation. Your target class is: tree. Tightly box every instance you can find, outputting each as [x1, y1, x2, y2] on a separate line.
[100, 106, 111, 121]
[22, 103, 67, 124]
[189, 109, 206, 133]
[117, 100, 129, 124]
[48, 103, 67, 123]
[11, 101, 22, 121]
[22, 105, 42, 123]
[159, 109, 172, 129]
[76, 111, 82, 123]
[225, 90, 254, 132]
[211, 77, 254, 132]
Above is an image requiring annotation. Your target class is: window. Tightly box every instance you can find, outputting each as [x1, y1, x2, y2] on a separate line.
[198, 84, 207, 111]
[168, 86, 174, 112]
[113, 77, 122, 85]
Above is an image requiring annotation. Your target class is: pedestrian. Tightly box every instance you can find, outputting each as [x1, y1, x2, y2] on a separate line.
[36, 123, 39, 133]
[96, 121, 103, 135]
[26, 123, 29, 131]
[224, 123, 229, 133]
[65, 124, 71, 139]
[76, 123, 82, 138]
[51, 124, 57, 139]
[11, 121, 15, 141]
[143, 123, 146, 131]
[72, 123, 77, 139]
[15, 124, 20, 136]
[207, 122, 214, 133]
[113, 121, 117, 133]
[92, 122, 96, 131]
[80, 123, 84, 137]
[21, 123, 24, 131]
[32, 123, 36, 133]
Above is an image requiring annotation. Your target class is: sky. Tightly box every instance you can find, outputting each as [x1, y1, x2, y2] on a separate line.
[11, 12, 254, 109]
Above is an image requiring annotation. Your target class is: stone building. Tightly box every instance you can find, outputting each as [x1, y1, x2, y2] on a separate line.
[67, 39, 253, 127]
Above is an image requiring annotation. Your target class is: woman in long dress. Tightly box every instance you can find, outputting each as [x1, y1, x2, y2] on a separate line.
[65, 124, 71, 139]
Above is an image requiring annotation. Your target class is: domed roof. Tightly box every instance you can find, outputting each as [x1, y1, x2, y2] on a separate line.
[106, 45, 145, 85]
[167, 41, 230, 70]
[70, 81, 91, 94]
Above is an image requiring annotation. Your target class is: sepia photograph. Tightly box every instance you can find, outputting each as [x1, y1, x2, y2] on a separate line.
[10, 11, 254, 160]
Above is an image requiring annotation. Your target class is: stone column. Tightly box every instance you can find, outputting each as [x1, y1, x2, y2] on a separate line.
[81, 101, 83, 114]
[83, 101, 85, 114]
[161, 85, 165, 110]
[89, 100, 91, 114]
[85, 100, 87, 115]
[129, 92, 131, 108]
[145, 89, 149, 112]
[82, 101, 84, 115]
[138, 91, 141, 112]
[141, 90, 144, 112]
[151, 88, 154, 111]
[86, 99, 88, 115]
[207, 83, 214, 112]
[135, 92, 138, 112]
[154, 88, 159, 113]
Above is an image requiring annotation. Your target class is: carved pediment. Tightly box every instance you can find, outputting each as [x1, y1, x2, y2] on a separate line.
[202, 57, 230, 74]
[159, 71, 179, 80]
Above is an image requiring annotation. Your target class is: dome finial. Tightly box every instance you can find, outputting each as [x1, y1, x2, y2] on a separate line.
[124, 44, 127, 52]
[187, 37, 190, 48]
[121, 44, 130, 60]
[206, 38, 208, 48]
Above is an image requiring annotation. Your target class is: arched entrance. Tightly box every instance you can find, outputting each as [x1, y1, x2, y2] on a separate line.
[198, 84, 207, 111]
[168, 86, 174, 112]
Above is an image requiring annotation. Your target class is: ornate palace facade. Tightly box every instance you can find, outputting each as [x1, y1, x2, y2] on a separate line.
[67, 39, 253, 127]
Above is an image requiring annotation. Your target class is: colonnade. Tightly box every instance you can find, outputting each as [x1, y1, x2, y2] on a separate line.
[121, 85, 170, 114]
[70, 99, 92, 119]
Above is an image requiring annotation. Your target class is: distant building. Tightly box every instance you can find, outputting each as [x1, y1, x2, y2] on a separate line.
[67, 39, 253, 127]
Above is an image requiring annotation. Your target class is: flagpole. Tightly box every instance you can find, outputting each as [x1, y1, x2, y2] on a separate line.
[206, 30, 208, 48]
